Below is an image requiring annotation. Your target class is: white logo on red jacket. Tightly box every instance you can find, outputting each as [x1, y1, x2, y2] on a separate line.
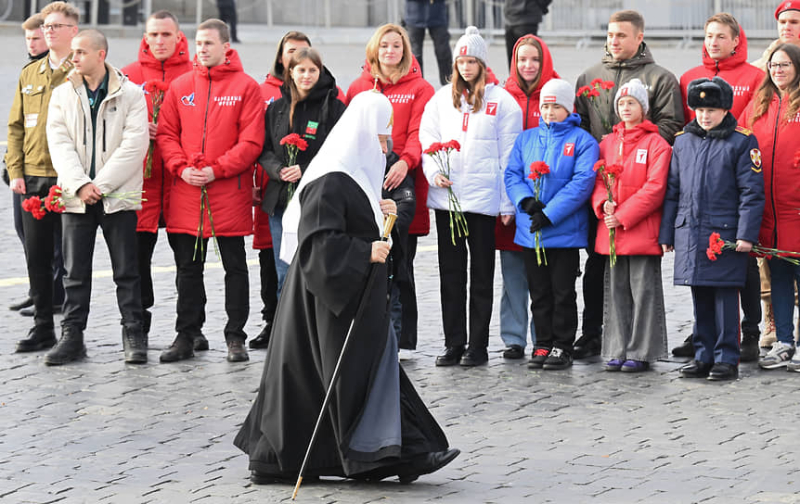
[214, 95, 242, 107]
[636, 149, 648, 164]
[387, 93, 416, 104]
[181, 93, 195, 106]
[486, 102, 498, 116]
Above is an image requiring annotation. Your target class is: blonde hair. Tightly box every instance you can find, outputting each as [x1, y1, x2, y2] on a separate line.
[40, 1, 80, 24]
[21, 13, 44, 31]
[451, 59, 487, 113]
[365, 24, 413, 84]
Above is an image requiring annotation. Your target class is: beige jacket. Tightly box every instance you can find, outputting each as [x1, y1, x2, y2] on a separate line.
[46, 62, 148, 214]
[751, 39, 781, 72]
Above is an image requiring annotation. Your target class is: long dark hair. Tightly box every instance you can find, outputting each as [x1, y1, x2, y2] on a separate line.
[514, 36, 543, 96]
[749, 43, 800, 126]
[284, 47, 323, 129]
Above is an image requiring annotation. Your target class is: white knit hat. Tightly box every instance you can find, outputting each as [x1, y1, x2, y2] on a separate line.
[539, 79, 574, 113]
[453, 26, 488, 66]
[615, 78, 650, 118]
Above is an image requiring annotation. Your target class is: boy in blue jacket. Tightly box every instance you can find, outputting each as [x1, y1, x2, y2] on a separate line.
[659, 77, 764, 381]
[504, 79, 599, 370]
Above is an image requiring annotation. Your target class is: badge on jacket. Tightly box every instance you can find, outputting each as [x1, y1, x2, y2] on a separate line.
[485, 102, 497, 116]
[181, 92, 195, 106]
[305, 120, 318, 138]
[750, 148, 762, 172]
[636, 149, 647, 164]
[563, 143, 575, 156]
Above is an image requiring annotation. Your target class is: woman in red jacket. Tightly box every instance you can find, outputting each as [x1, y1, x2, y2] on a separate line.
[592, 78, 671, 372]
[496, 34, 558, 360]
[740, 43, 800, 371]
[346, 23, 435, 352]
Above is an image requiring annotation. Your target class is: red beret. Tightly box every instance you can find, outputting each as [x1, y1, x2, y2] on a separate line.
[776, 0, 800, 19]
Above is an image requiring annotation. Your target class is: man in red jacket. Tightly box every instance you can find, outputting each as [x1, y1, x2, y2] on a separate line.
[674, 13, 765, 362]
[122, 10, 192, 347]
[156, 19, 264, 363]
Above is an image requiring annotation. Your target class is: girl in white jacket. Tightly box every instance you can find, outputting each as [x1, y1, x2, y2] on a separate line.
[419, 26, 522, 368]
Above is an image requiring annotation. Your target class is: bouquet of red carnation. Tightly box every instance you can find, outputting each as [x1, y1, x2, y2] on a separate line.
[594, 159, 624, 267]
[188, 153, 219, 260]
[21, 195, 47, 220]
[279, 133, 308, 203]
[706, 232, 800, 265]
[144, 80, 170, 179]
[43, 185, 67, 213]
[527, 160, 551, 266]
[577, 79, 616, 133]
[424, 139, 466, 245]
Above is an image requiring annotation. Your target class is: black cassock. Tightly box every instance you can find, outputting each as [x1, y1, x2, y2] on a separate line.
[234, 172, 448, 478]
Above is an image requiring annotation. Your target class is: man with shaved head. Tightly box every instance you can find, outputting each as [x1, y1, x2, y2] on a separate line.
[45, 28, 150, 365]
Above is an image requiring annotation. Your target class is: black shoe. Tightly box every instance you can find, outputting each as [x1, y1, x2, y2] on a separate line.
[740, 333, 759, 362]
[44, 326, 87, 366]
[249, 322, 272, 349]
[227, 339, 249, 362]
[527, 346, 550, 369]
[19, 306, 34, 317]
[9, 296, 33, 311]
[542, 347, 573, 370]
[459, 349, 488, 367]
[160, 336, 194, 363]
[708, 362, 738, 381]
[397, 449, 461, 484]
[572, 335, 601, 359]
[435, 346, 465, 366]
[679, 360, 712, 378]
[15, 325, 57, 352]
[502, 345, 525, 359]
[193, 333, 209, 351]
[672, 334, 695, 357]
[122, 326, 148, 364]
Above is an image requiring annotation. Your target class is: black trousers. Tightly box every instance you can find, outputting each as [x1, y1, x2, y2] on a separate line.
[582, 217, 605, 339]
[407, 25, 453, 86]
[397, 235, 419, 350]
[168, 233, 249, 342]
[61, 205, 142, 331]
[137, 231, 158, 333]
[258, 248, 278, 323]
[505, 23, 541, 67]
[21, 176, 66, 329]
[435, 210, 495, 351]
[740, 256, 761, 337]
[523, 247, 580, 352]
[217, 0, 238, 41]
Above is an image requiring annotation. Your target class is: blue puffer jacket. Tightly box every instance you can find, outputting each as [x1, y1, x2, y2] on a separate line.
[658, 113, 764, 288]
[504, 113, 599, 249]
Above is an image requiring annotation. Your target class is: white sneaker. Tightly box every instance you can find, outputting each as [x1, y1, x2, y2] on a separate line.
[759, 341, 795, 369]
[398, 349, 414, 361]
[787, 352, 800, 373]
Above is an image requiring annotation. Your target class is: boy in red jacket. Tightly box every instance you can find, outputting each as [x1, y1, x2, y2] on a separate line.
[593, 79, 671, 372]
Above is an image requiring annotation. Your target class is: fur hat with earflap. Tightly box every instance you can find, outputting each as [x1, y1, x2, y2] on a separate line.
[687, 76, 734, 110]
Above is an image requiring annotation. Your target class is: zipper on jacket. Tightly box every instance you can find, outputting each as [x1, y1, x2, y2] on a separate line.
[525, 94, 531, 129]
[201, 73, 212, 153]
[770, 95, 782, 247]
[102, 119, 106, 153]
[237, 174, 241, 190]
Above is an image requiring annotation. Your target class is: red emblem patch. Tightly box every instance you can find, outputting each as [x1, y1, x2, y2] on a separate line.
[543, 96, 556, 103]
[486, 102, 498, 116]
[564, 143, 575, 156]
[459, 46, 467, 56]
[462, 113, 469, 132]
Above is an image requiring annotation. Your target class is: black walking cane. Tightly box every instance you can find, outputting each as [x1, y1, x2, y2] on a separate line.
[292, 213, 398, 500]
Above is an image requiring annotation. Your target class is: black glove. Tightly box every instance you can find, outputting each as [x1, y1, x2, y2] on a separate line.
[529, 212, 552, 233]
[520, 197, 545, 216]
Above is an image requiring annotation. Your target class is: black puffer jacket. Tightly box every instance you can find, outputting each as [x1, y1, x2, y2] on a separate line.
[383, 151, 416, 284]
[258, 66, 346, 215]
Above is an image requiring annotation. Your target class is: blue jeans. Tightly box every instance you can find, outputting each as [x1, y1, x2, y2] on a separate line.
[500, 250, 536, 348]
[769, 259, 800, 344]
[268, 207, 290, 299]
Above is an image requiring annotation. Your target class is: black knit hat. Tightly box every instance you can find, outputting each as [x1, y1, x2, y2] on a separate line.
[687, 77, 734, 110]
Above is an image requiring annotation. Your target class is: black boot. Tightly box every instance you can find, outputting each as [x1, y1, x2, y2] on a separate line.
[227, 338, 249, 362]
[193, 333, 209, 351]
[740, 332, 759, 362]
[15, 325, 57, 352]
[573, 334, 601, 359]
[44, 326, 87, 366]
[160, 334, 195, 363]
[249, 320, 272, 349]
[122, 325, 148, 364]
[398, 449, 461, 484]
[142, 309, 152, 336]
[672, 334, 695, 357]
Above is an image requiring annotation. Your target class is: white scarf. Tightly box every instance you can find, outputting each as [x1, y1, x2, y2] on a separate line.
[280, 91, 394, 263]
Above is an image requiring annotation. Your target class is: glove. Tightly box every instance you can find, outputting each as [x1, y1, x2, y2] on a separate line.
[529, 212, 552, 232]
[520, 197, 545, 215]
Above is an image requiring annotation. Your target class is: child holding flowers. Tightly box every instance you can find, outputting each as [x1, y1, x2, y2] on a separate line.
[419, 26, 521, 367]
[659, 77, 764, 381]
[591, 79, 671, 373]
[504, 79, 599, 370]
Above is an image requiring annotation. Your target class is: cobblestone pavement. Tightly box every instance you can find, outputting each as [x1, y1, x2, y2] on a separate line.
[2, 27, 800, 504]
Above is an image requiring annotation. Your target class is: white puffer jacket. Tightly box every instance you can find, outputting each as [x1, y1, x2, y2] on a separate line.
[47, 63, 148, 214]
[419, 83, 522, 216]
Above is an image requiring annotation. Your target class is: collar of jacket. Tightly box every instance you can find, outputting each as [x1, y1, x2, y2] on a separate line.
[601, 41, 654, 68]
[67, 61, 124, 98]
[29, 50, 48, 62]
[39, 52, 73, 74]
[684, 111, 737, 139]
[138, 31, 191, 71]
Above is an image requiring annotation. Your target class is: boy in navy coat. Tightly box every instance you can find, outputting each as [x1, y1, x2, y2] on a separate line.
[659, 77, 764, 381]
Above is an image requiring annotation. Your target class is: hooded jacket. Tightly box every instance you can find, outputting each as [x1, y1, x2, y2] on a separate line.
[739, 93, 800, 256]
[46, 63, 149, 214]
[420, 80, 522, 217]
[504, 113, 599, 249]
[346, 56, 435, 235]
[258, 65, 346, 215]
[680, 27, 764, 123]
[156, 49, 264, 237]
[592, 120, 671, 256]
[575, 42, 684, 144]
[658, 114, 764, 287]
[497, 34, 560, 251]
[122, 34, 192, 232]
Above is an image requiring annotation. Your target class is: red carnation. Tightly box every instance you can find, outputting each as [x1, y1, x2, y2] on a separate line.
[590, 78, 603, 88]
[576, 85, 592, 98]
[22, 196, 47, 220]
[709, 232, 721, 248]
[706, 248, 719, 261]
[424, 142, 442, 155]
[280, 133, 308, 151]
[593, 159, 606, 172]
[444, 140, 461, 152]
[588, 88, 601, 98]
[189, 153, 206, 168]
[600, 81, 615, 90]
[605, 163, 624, 178]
